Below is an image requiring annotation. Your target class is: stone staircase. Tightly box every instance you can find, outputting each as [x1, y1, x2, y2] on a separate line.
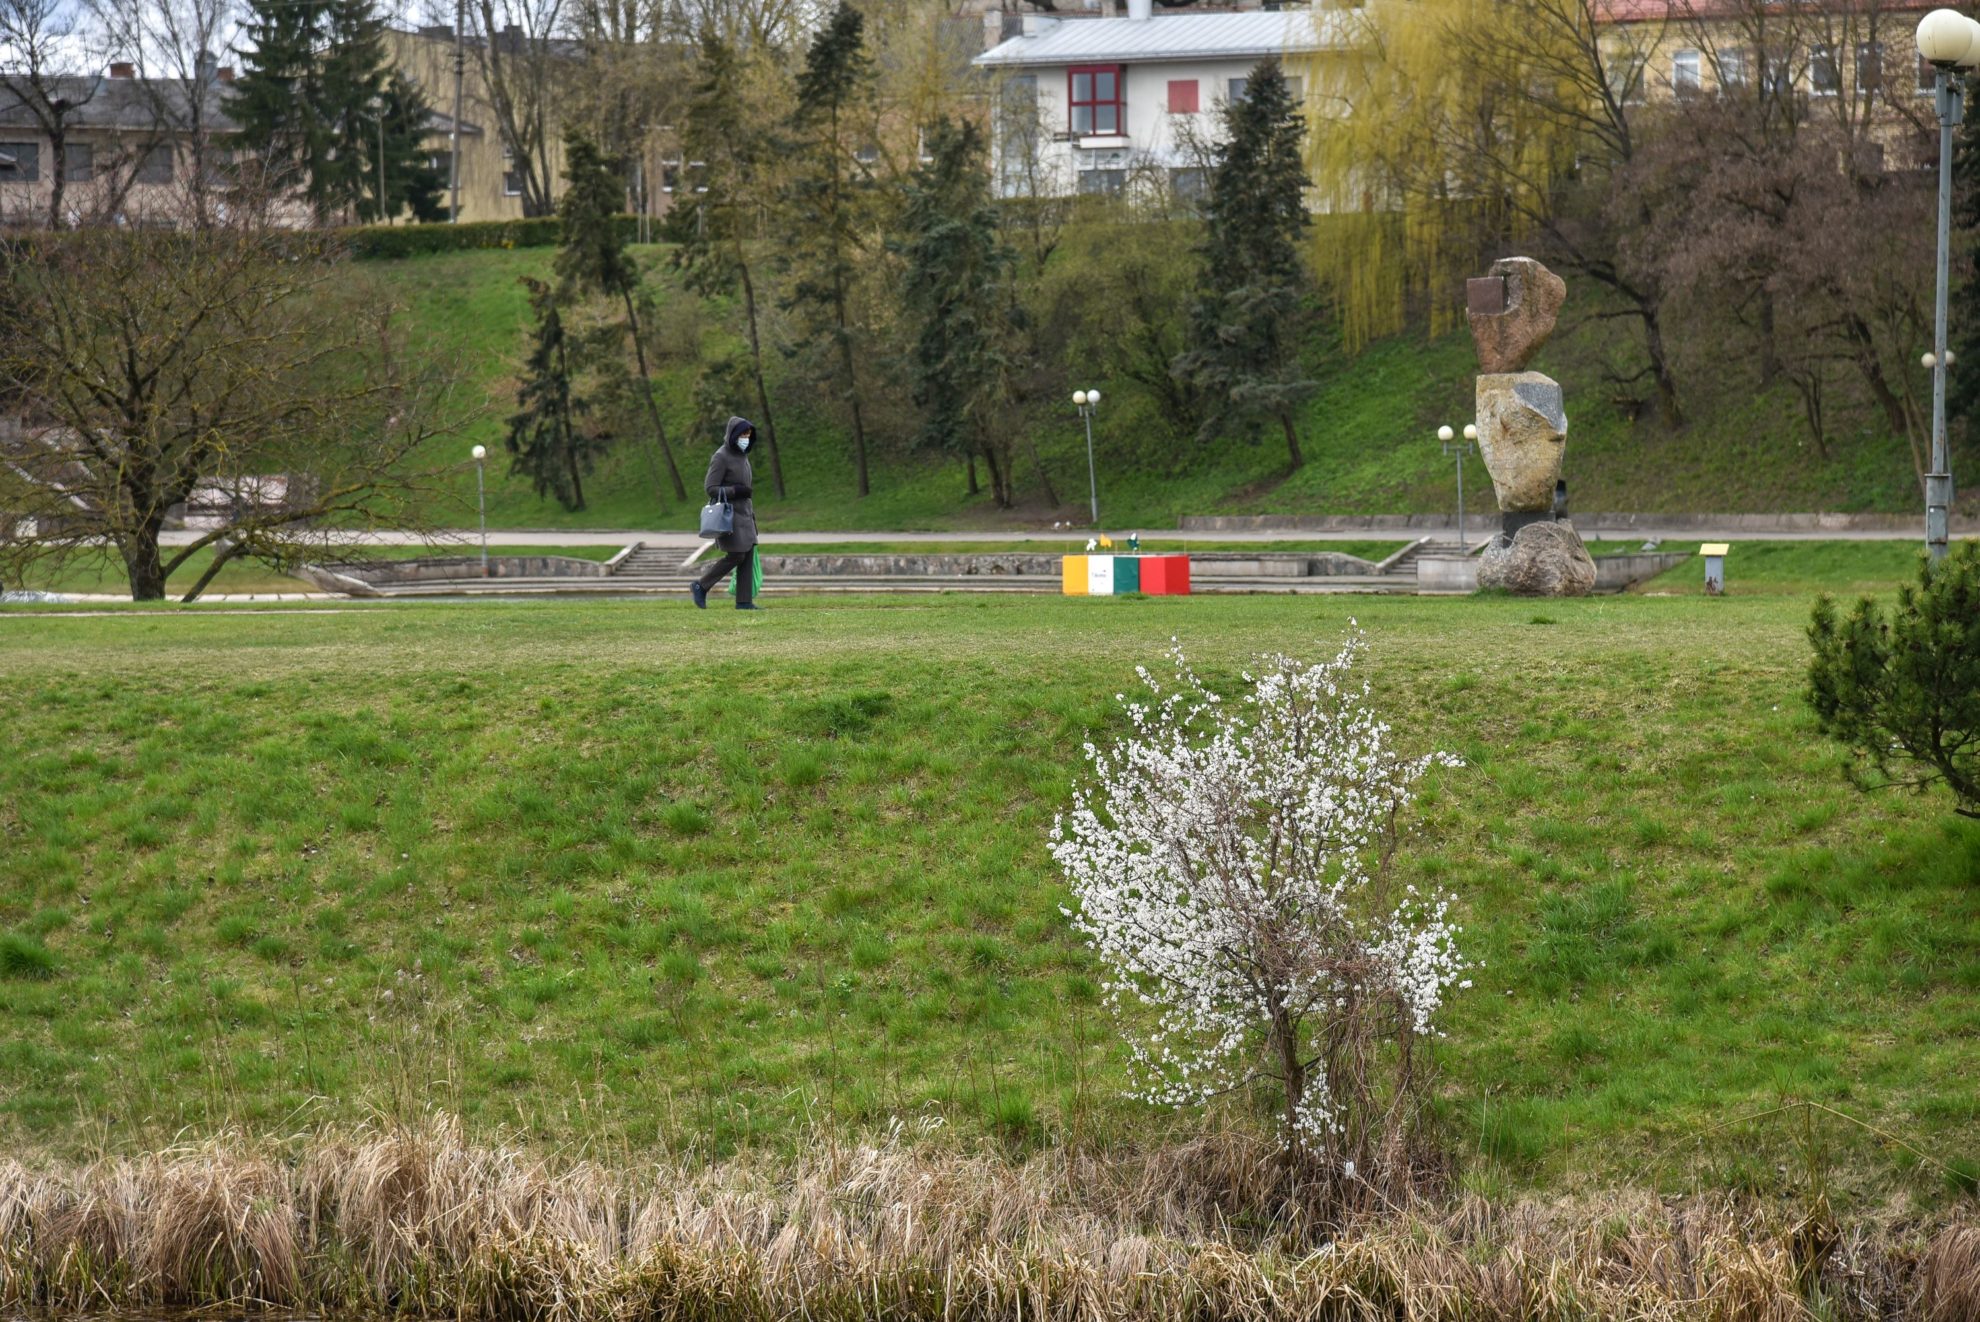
[608, 543, 693, 586]
[1378, 538, 1475, 577]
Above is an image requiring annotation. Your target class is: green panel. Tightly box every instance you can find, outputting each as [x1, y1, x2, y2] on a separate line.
[1114, 556, 1141, 595]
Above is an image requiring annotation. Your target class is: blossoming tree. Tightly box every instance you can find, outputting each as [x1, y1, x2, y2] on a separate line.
[1050, 631, 1468, 1182]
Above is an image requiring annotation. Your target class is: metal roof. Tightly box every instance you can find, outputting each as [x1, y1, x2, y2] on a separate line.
[974, 10, 1344, 68]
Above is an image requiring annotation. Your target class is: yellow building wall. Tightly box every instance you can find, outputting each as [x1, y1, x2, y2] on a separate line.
[384, 28, 567, 224]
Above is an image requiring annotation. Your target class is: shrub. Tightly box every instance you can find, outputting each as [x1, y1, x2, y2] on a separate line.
[1807, 542, 1980, 819]
[1051, 630, 1468, 1197]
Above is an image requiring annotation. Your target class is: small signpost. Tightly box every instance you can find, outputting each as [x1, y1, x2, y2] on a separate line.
[1701, 543, 1729, 596]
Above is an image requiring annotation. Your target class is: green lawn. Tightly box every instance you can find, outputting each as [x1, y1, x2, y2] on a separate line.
[3, 559, 1976, 1201]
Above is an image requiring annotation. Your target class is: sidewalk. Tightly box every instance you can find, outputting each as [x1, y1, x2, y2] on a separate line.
[153, 515, 1969, 550]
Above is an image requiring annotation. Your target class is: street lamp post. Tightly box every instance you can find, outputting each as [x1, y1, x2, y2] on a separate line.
[1073, 388, 1102, 527]
[1439, 424, 1477, 550]
[1916, 8, 1980, 563]
[471, 444, 488, 576]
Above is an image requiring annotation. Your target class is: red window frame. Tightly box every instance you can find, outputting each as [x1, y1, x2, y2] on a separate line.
[1069, 64, 1124, 136]
[1167, 78, 1198, 113]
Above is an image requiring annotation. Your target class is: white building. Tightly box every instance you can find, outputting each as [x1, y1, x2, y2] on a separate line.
[972, 2, 1346, 201]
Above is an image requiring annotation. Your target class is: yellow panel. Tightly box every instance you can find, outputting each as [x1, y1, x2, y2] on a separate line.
[1062, 555, 1089, 595]
[1700, 543, 1730, 556]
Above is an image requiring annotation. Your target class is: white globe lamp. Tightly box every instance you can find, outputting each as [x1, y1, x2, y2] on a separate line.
[1918, 8, 1973, 65]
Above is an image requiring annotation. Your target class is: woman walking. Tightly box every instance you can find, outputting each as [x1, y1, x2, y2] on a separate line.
[692, 416, 763, 611]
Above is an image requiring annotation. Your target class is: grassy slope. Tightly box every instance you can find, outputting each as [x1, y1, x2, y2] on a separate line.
[3, 548, 1977, 1200]
[367, 248, 1953, 535]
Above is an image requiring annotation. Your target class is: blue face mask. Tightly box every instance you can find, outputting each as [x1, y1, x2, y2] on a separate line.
[737, 436, 751, 452]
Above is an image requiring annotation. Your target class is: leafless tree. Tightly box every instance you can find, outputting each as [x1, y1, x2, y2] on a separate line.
[472, 0, 564, 216]
[0, 217, 466, 602]
[0, 0, 109, 229]
[90, 0, 235, 229]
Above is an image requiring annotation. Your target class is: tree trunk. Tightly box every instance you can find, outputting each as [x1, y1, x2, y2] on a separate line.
[180, 540, 240, 603]
[567, 442, 586, 511]
[982, 442, 1011, 509]
[1640, 307, 1684, 426]
[835, 306, 868, 498]
[46, 122, 65, 231]
[619, 288, 688, 501]
[737, 261, 786, 498]
[1758, 290, 1779, 386]
[965, 451, 979, 495]
[1268, 998, 1306, 1163]
[1279, 409, 1305, 470]
[124, 525, 167, 601]
[1841, 311, 1912, 439]
[1021, 428, 1059, 508]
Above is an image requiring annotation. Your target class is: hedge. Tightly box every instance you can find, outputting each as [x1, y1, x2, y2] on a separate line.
[341, 215, 650, 259]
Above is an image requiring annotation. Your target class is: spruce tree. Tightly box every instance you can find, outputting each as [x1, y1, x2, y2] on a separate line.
[555, 129, 686, 500]
[782, 0, 876, 496]
[506, 276, 608, 511]
[896, 118, 1017, 507]
[673, 27, 785, 497]
[1172, 58, 1315, 470]
[228, 0, 331, 208]
[231, 0, 427, 223]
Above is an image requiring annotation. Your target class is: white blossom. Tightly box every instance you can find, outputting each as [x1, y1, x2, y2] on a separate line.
[1050, 629, 1469, 1160]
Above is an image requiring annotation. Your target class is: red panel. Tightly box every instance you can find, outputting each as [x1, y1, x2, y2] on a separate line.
[1142, 555, 1191, 595]
[1167, 79, 1198, 113]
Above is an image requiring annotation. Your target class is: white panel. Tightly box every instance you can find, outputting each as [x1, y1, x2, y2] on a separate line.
[1087, 555, 1115, 596]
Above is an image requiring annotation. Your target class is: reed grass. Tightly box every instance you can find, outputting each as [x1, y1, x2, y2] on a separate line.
[0, 1115, 1972, 1320]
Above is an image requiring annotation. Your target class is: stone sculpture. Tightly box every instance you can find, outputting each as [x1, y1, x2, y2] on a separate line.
[1466, 257, 1595, 597]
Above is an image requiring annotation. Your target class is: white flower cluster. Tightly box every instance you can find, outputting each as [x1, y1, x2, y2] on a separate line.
[1049, 628, 1468, 1148]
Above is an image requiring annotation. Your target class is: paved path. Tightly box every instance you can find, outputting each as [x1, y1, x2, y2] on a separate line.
[154, 522, 1961, 549]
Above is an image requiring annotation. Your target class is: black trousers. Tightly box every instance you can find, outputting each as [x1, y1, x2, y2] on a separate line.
[697, 547, 755, 605]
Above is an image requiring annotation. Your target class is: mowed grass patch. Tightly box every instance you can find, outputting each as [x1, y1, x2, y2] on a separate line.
[2, 585, 1976, 1198]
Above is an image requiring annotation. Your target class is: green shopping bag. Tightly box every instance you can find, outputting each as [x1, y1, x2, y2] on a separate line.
[727, 548, 764, 600]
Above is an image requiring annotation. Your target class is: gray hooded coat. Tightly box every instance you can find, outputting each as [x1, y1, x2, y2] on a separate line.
[703, 417, 757, 552]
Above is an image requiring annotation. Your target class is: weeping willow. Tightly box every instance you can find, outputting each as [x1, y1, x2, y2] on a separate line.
[1298, 0, 1616, 348]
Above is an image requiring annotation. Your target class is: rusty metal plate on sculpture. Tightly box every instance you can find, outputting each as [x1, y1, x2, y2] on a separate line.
[1467, 257, 1567, 374]
[1466, 276, 1507, 317]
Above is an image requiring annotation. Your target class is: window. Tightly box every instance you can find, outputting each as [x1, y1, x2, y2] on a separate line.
[1226, 76, 1248, 103]
[135, 144, 173, 184]
[1284, 76, 1304, 101]
[1229, 74, 1300, 104]
[1918, 53, 1937, 95]
[1855, 41, 1883, 92]
[1069, 64, 1122, 135]
[501, 145, 521, 196]
[0, 141, 40, 182]
[1760, 51, 1792, 97]
[1077, 167, 1125, 195]
[1811, 44, 1840, 95]
[1672, 49, 1700, 93]
[1167, 78, 1198, 113]
[61, 141, 91, 181]
[1718, 48, 1748, 89]
[1169, 166, 1206, 203]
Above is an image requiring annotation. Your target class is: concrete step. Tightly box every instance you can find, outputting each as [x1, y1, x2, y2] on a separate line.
[362, 574, 1418, 597]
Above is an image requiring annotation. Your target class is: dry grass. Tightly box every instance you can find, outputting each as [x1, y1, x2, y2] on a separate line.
[0, 1115, 1973, 1320]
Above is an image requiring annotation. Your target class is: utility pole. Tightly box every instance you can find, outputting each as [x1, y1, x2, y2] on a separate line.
[449, 0, 465, 223]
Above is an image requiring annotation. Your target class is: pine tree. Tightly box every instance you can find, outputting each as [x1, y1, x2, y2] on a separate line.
[231, 0, 425, 223]
[506, 276, 608, 511]
[555, 129, 686, 500]
[896, 118, 1018, 507]
[1172, 58, 1315, 470]
[782, 1, 876, 496]
[228, 0, 331, 209]
[673, 26, 786, 497]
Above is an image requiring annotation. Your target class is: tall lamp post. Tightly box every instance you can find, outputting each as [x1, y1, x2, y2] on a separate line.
[1438, 423, 1476, 550]
[470, 444, 489, 576]
[1917, 8, 1980, 563]
[1073, 388, 1102, 527]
